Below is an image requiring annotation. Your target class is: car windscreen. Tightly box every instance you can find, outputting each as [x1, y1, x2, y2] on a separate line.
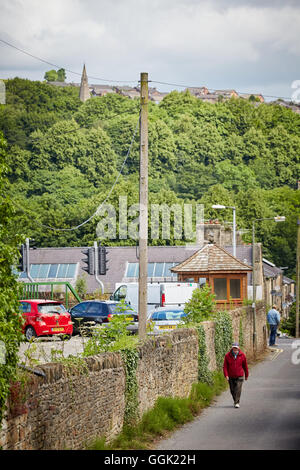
[108, 303, 136, 315]
[152, 310, 185, 321]
[37, 303, 67, 314]
[165, 311, 185, 320]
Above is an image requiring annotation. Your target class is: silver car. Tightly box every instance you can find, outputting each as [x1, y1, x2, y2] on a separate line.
[147, 307, 186, 334]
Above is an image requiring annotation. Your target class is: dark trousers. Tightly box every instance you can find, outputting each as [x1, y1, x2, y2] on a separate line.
[229, 377, 244, 404]
[269, 324, 278, 346]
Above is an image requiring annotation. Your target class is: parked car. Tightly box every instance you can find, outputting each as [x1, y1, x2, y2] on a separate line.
[19, 299, 73, 341]
[69, 300, 138, 334]
[147, 306, 186, 334]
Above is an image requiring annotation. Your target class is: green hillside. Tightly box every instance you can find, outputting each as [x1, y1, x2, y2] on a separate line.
[1, 78, 299, 277]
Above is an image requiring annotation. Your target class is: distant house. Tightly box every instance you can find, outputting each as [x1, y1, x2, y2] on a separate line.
[149, 88, 168, 104]
[186, 87, 209, 97]
[239, 93, 265, 103]
[270, 100, 300, 114]
[90, 84, 116, 97]
[115, 86, 140, 99]
[213, 89, 239, 99]
[263, 258, 295, 317]
[197, 93, 219, 104]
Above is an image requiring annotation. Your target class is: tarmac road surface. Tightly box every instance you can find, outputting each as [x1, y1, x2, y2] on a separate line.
[156, 337, 300, 451]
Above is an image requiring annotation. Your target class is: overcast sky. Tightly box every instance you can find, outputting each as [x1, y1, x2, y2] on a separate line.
[0, 0, 299, 100]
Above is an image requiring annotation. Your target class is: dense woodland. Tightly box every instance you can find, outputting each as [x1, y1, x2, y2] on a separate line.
[1, 77, 299, 277]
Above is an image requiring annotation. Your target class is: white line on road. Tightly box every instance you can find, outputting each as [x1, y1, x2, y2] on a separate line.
[270, 349, 283, 361]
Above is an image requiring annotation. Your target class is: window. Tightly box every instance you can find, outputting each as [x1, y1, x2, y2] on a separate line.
[71, 302, 89, 314]
[57, 264, 68, 278]
[86, 302, 103, 315]
[126, 263, 138, 277]
[38, 264, 50, 278]
[164, 263, 177, 278]
[230, 279, 241, 299]
[164, 311, 185, 321]
[19, 302, 31, 313]
[213, 277, 243, 302]
[23, 263, 77, 280]
[48, 264, 58, 278]
[214, 278, 227, 300]
[153, 263, 164, 277]
[113, 285, 127, 301]
[157, 312, 166, 321]
[125, 262, 177, 280]
[37, 303, 66, 314]
[147, 263, 155, 277]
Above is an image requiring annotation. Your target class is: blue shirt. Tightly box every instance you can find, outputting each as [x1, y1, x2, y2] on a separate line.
[267, 309, 280, 325]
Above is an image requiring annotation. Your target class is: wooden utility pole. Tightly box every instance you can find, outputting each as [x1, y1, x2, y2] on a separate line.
[296, 217, 300, 338]
[138, 73, 148, 340]
[252, 222, 257, 352]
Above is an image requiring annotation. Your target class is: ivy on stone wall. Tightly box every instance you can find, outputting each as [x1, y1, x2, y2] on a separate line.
[214, 311, 233, 370]
[195, 325, 213, 385]
[239, 317, 245, 350]
[120, 348, 139, 425]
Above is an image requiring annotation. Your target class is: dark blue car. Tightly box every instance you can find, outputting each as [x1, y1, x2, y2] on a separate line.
[69, 300, 138, 334]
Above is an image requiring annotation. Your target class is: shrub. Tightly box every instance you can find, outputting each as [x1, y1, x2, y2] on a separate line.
[183, 284, 216, 323]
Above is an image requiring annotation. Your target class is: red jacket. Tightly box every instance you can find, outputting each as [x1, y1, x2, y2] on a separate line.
[223, 349, 249, 379]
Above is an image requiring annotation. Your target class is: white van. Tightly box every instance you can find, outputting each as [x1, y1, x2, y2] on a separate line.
[110, 282, 199, 314]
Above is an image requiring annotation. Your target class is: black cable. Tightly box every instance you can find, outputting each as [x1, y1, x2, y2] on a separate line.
[0, 37, 137, 84]
[150, 80, 293, 102]
[0, 38, 293, 101]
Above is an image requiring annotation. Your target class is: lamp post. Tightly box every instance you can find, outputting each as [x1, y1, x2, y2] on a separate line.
[212, 205, 236, 257]
[252, 216, 285, 352]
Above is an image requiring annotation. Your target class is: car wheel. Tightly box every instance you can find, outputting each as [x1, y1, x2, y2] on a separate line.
[25, 326, 37, 341]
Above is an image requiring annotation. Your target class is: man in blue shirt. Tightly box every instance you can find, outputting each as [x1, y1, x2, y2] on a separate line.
[267, 305, 281, 346]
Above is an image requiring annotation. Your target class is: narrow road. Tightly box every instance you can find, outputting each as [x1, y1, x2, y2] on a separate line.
[156, 337, 300, 450]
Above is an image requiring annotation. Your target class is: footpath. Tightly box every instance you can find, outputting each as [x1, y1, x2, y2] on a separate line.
[156, 337, 300, 450]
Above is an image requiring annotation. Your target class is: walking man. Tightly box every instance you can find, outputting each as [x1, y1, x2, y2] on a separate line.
[223, 343, 248, 408]
[267, 305, 280, 347]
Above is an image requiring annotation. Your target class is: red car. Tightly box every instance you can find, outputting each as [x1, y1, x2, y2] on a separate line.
[19, 299, 73, 341]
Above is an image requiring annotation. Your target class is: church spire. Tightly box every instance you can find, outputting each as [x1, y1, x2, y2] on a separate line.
[79, 64, 90, 102]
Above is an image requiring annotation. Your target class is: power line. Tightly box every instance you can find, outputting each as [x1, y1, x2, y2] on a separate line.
[1, 37, 293, 101]
[150, 80, 294, 102]
[0, 37, 137, 84]
[15, 114, 140, 232]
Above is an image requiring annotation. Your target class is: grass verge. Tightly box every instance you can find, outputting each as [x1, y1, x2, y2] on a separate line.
[85, 371, 227, 450]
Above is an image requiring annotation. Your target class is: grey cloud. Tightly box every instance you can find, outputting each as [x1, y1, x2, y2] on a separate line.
[0, 0, 299, 100]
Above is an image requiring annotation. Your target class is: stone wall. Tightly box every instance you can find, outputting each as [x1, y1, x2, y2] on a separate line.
[137, 329, 199, 417]
[0, 305, 267, 450]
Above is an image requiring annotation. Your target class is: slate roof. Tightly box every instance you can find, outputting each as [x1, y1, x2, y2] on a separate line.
[25, 245, 199, 294]
[171, 244, 252, 273]
[283, 276, 295, 284]
[262, 258, 283, 279]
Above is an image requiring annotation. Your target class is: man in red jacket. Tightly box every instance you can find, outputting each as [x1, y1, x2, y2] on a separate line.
[223, 343, 249, 408]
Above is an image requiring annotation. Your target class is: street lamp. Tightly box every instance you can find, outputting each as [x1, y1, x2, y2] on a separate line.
[212, 205, 236, 257]
[252, 216, 285, 352]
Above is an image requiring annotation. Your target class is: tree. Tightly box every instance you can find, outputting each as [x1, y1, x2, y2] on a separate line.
[0, 132, 24, 423]
[44, 69, 58, 82]
[183, 284, 216, 323]
[57, 68, 66, 82]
